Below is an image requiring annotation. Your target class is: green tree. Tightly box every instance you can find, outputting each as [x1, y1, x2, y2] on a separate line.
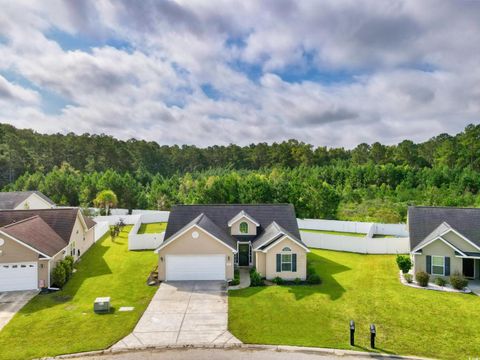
[94, 190, 118, 215]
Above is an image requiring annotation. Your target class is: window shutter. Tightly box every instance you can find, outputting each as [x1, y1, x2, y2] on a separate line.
[426, 255, 431, 274]
[276, 254, 281, 272]
[292, 254, 297, 272]
[445, 257, 450, 276]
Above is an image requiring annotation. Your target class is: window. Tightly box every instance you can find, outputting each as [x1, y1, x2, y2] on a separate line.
[282, 247, 291, 252]
[239, 222, 249, 234]
[281, 254, 292, 271]
[432, 256, 445, 275]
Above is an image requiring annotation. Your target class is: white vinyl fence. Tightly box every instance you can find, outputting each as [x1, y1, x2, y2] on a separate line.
[128, 211, 170, 250]
[94, 221, 110, 242]
[298, 218, 410, 254]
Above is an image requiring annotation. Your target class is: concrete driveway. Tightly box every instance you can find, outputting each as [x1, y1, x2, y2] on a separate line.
[0, 290, 38, 331]
[114, 281, 240, 349]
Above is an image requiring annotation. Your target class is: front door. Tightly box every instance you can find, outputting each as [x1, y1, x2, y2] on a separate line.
[239, 244, 250, 266]
[463, 258, 475, 279]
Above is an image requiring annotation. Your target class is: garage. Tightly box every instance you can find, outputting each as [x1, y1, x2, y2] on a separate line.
[0, 262, 37, 292]
[166, 255, 226, 281]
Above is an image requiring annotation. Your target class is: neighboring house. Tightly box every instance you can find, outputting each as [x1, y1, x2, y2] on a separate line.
[154, 204, 309, 281]
[0, 208, 96, 292]
[409, 206, 480, 280]
[0, 191, 55, 210]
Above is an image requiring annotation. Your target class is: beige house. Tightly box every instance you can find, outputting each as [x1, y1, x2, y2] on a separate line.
[155, 204, 309, 281]
[409, 206, 480, 280]
[0, 191, 55, 210]
[0, 208, 96, 291]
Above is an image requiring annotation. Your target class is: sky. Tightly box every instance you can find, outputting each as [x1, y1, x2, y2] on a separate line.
[0, 0, 479, 148]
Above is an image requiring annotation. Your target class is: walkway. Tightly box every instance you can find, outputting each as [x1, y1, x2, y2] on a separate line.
[113, 281, 241, 349]
[228, 268, 250, 290]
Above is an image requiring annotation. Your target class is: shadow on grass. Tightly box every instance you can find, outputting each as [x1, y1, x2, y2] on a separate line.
[17, 235, 115, 315]
[229, 253, 350, 300]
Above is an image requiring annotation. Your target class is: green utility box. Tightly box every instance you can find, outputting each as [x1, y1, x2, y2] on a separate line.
[94, 297, 111, 313]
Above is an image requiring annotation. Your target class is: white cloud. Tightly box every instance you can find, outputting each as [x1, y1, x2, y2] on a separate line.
[0, 0, 478, 147]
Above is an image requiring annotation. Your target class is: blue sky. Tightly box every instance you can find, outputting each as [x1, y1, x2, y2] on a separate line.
[0, 1, 478, 147]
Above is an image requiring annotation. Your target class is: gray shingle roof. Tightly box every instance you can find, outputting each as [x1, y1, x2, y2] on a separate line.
[408, 206, 480, 250]
[0, 191, 55, 209]
[164, 204, 302, 249]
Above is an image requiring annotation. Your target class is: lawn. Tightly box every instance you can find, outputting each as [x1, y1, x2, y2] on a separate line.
[137, 222, 167, 234]
[0, 226, 158, 360]
[229, 249, 480, 360]
[300, 229, 366, 237]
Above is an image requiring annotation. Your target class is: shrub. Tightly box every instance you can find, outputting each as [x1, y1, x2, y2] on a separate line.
[435, 277, 447, 287]
[396, 255, 412, 274]
[403, 273, 413, 283]
[307, 273, 321, 284]
[249, 267, 257, 275]
[64, 256, 74, 272]
[59, 259, 73, 280]
[450, 272, 468, 290]
[294, 277, 302, 285]
[230, 268, 240, 286]
[415, 271, 430, 287]
[307, 266, 315, 276]
[250, 270, 264, 287]
[52, 264, 66, 288]
[272, 276, 284, 285]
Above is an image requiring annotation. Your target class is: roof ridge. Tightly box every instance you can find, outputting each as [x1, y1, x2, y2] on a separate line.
[410, 205, 480, 210]
[1, 215, 40, 228]
[0, 207, 78, 213]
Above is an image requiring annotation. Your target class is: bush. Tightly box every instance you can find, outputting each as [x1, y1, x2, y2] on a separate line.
[250, 270, 264, 287]
[64, 256, 74, 272]
[396, 255, 412, 274]
[52, 264, 66, 288]
[272, 276, 284, 285]
[403, 273, 413, 283]
[307, 273, 321, 284]
[294, 277, 302, 285]
[59, 260, 73, 280]
[435, 277, 447, 287]
[307, 266, 315, 276]
[230, 268, 240, 286]
[415, 271, 430, 287]
[450, 272, 468, 290]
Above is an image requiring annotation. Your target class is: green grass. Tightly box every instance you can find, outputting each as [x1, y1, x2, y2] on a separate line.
[372, 234, 396, 238]
[229, 249, 480, 360]
[137, 222, 167, 234]
[300, 229, 366, 237]
[0, 226, 158, 360]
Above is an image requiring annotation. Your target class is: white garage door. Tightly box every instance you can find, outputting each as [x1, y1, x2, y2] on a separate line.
[0, 262, 38, 292]
[166, 255, 226, 281]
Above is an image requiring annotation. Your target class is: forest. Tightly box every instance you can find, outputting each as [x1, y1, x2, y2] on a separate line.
[1, 123, 479, 222]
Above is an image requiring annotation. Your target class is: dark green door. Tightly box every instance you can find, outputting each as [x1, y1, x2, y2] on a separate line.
[239, 244, 250, 266]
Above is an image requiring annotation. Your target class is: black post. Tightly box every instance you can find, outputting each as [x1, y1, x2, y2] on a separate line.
[370, 324, 376, 349]
[349, 320, 355, 346]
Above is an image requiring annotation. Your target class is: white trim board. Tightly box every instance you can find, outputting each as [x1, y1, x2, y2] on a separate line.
[260, 234, 310, 253]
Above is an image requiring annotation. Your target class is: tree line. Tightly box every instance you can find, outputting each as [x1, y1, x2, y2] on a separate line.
[1, 123, 479, 221]
[1, 123, 479, 187]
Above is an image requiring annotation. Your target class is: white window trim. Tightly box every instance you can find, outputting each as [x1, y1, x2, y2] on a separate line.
[431, 255, 445, 276]
[239, 222, 249, 234]
[281, 253, 292, 272]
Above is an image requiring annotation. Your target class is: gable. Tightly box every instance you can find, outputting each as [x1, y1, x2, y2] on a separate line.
[442, 230, 479, 252]
[16, 193, 53, 210]
[157, 226, 235, 254]
[0, 233, 40, 263]
[230, 217, 257, 236]
[262, 236, 309, 254]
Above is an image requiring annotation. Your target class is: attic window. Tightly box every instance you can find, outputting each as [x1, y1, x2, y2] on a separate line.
[239, 222, 249, 234]
[282, 247, 291, 252]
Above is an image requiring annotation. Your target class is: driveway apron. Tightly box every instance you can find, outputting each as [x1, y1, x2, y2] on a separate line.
[113, 281, 241, 349]
[0, 290, 38, 331]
